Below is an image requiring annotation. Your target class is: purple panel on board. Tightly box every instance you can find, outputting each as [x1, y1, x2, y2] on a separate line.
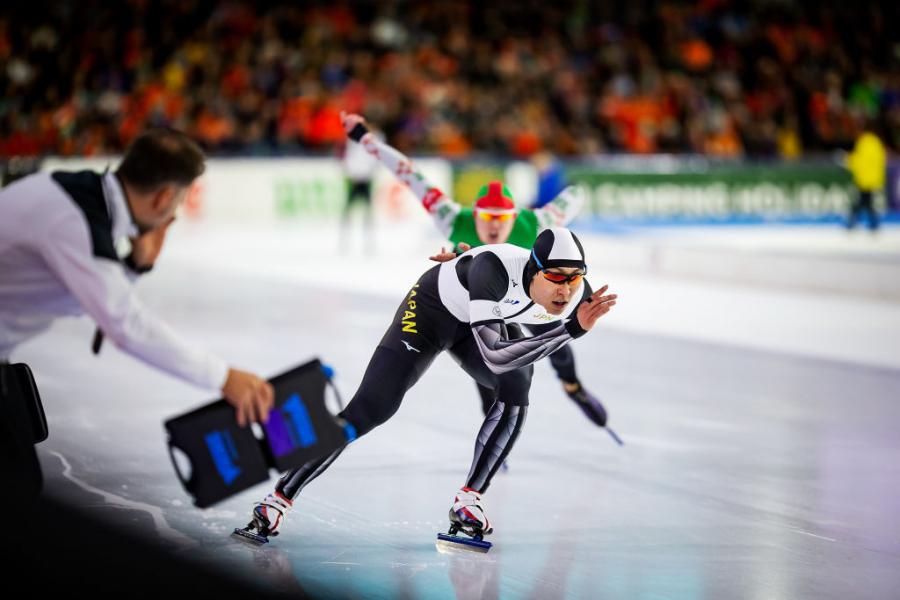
[264, 410, 293, 458]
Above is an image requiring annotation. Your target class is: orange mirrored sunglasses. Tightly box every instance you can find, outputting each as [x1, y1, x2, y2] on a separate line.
[476, 211, 515, 222]
[541, 270, 586, 285]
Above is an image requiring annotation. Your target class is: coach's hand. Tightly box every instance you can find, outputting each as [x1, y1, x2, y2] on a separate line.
[222, 369, 275, 427]
[575, 285, 617, 332]
[130, 216, 175, 269]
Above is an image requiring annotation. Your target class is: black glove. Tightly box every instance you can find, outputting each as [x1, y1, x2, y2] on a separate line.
[348, 122, 369, 143]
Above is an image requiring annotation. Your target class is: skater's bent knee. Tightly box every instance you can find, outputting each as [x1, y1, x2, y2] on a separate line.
[338, 393, 402, 437]
[495, 367, 532, 407]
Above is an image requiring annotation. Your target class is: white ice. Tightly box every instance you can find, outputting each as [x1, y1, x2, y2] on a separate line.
[12, 219, 900, 599]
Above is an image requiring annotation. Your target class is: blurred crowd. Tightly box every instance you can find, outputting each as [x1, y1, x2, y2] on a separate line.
[2, 0, 898, 158]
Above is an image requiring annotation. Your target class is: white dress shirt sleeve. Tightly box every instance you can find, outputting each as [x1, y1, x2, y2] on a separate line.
[39, 214, 229, 391]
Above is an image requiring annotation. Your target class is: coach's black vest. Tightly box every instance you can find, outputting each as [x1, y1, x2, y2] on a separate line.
[50, 171, 118, 262]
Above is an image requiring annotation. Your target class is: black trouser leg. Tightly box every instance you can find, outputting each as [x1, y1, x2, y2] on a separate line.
[848, 190, 872, 229]
[860, 191, 880, 230]
[0, 363, 43, 506]
[343, 182, 372, 229]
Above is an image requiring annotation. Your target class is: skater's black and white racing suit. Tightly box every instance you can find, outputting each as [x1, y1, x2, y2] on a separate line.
[276, 243, 592, 499]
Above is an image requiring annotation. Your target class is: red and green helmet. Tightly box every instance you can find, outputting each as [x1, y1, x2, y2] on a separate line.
[473, 181, 517, 217]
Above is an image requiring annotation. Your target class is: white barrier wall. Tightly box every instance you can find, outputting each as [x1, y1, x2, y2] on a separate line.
[38, 156, 900, 300]
[40, 157, 453, 227]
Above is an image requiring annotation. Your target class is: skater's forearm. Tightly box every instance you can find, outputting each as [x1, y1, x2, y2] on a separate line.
[349, 126, 432, 200]
[534, 185, 586, 230]
[347, 121, 459, 236]
[471, 320, 584, 374]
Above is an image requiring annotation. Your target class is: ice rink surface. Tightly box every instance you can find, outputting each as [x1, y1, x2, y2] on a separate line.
[12, 220, 900, 599]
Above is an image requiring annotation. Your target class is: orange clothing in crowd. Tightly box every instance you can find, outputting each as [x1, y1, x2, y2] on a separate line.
[511, 131, 541, 157]
[278, 96, 314, 141]
[195, 110, 235, 146]
[705, 128, 743, 157]
[681, 38, 713, 71]
[306, 105, 344, 146]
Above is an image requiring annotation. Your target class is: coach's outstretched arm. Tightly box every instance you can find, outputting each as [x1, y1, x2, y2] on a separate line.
[40, 217, 274, 426]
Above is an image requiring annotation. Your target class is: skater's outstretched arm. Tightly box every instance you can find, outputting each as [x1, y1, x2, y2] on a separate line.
[341, 111, 460, 236]
[471, 320, 582, 374]
[466, 254, 614, 374]
[532, 185, 587, 230]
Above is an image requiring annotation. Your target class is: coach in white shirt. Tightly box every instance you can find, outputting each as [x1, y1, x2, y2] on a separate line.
[0, 128, 273, 427]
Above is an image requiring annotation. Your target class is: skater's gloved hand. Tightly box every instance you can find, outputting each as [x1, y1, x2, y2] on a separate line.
[340, 111, 369, 142]
[429, 242, 470, 262]
[128, 216, 176, 271]
[575, 284, 617, 332]
[222, 369, 275, 427]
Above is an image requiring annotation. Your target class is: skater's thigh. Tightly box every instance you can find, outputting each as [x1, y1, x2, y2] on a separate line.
[341, 341, 438, 436]
[448, 325, 533, 407]
[345, 269, 457, 436]
[448, 330, 497, 390]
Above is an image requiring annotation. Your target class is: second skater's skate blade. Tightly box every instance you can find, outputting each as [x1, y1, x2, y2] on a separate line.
[436, 532, 491, 553]
[232, 527, 269, 545]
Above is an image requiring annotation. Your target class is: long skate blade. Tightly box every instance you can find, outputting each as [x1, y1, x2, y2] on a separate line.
[232, 527, 269, 545]
[605, 426, 624, 446]
[436, 532, 491, 554]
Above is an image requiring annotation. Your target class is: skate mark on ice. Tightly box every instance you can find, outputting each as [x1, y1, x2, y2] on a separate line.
[790, 528, 837, 542]
[50, 451, 198, 550]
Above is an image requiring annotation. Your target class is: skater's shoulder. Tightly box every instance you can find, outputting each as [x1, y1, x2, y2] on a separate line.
[468, 245, 528, 276]
[449, 243, 526, 269]
[473, 243, 529, 262]
[457, 250, 507, 289]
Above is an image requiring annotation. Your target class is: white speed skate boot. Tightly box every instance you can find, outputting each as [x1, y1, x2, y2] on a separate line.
[232, 492, 293, 545]
[436, 487, 493, 553]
